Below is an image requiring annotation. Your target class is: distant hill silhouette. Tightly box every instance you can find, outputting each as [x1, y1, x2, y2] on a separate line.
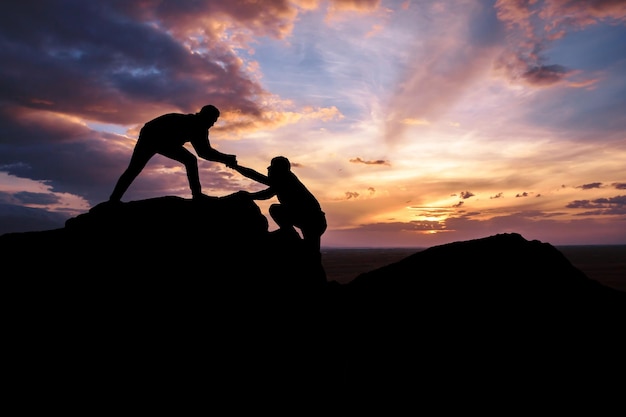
[2, 195, 624, 411]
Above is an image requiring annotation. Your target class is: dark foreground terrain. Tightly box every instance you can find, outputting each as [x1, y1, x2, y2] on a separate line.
[2, 196, 625, 412]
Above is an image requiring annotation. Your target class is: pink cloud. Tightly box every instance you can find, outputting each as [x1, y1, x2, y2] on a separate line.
[494, 0, 626, 86]
[540, 0, 626, 32]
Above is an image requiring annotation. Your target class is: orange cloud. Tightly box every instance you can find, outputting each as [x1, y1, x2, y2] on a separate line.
[328, 0, 381, 13]
[217, 104, 344, 137]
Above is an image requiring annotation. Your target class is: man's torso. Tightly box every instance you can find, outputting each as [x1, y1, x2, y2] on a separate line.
[141, 113, 206, 147]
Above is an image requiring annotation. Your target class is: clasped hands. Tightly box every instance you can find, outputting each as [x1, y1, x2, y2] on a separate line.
[223, 154, 238, 169]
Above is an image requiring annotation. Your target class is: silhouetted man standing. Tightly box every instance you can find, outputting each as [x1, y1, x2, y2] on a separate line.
[109, 104, 236, 202]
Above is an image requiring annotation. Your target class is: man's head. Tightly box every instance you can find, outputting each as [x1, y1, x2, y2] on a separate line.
[268, 156, 291, 175]
[198, 104, 220, 126]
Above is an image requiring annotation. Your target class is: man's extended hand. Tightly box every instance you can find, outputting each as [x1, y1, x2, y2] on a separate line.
[223, 154, 237, 168]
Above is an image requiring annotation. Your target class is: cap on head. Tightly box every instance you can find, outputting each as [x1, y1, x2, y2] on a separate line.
[199, 104, 220, 120]
[270, 156, 291, 171]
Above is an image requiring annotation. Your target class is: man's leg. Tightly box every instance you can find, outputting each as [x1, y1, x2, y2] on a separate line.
[300, 215, 328, 282]
[110, 146, 154, 202]
[269, 204, 289, 229]
[160, 147, 202, 198]
[300, 213, 327, 252]
[269, 204, 300, 233]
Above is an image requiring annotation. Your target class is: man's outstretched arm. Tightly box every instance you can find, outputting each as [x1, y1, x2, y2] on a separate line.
[232, 164, 270, 186]
[192, 139, 237, 166]
[247, 188, 276, 200]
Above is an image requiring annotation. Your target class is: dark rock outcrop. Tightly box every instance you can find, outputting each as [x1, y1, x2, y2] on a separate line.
[2, 196, 624, 411]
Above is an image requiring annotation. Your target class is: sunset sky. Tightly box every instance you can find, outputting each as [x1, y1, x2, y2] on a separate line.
[1, 0, 625, 247]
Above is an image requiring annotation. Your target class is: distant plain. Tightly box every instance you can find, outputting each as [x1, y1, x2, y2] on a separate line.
[322, 245, 626, 293]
